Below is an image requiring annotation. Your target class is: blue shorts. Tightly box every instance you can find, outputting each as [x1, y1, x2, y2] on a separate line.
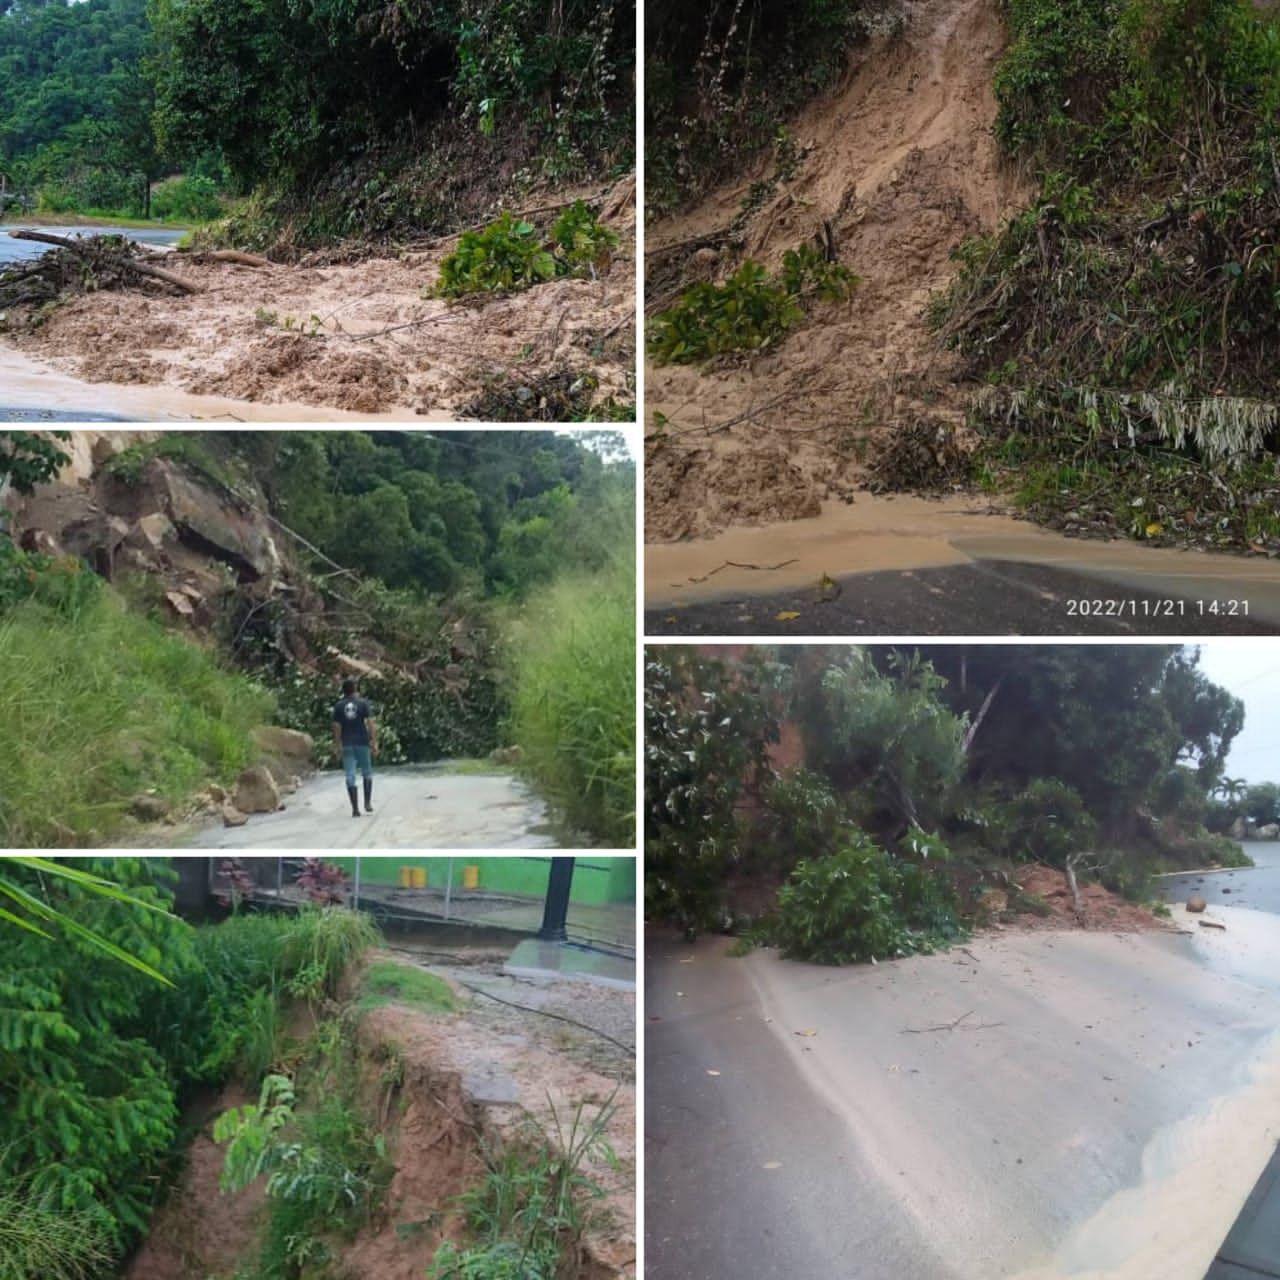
[342, 745, 373, 786]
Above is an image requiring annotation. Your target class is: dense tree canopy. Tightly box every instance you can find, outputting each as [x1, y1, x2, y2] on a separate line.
[1, 0, 632, 228]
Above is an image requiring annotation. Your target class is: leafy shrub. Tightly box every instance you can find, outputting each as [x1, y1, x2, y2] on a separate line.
[645, 648, 782, 932]
[551, 200, 620, 273]
[648, 249, 856, 365]
[990, 779, 1098, 867]
[436, 204, 618, 298]
[755, 769, 849, 871]
[647, 262, 803, 363]
[773, 831, 962, 964]
[150, 175, 223, 223]
[436, 213, 558, 296]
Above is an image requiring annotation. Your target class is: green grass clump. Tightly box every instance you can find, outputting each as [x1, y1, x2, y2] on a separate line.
[360, 961, 456, 1014]
[0, 579, 274, 846]
[504, 561, 635, 847]
[435, 203, 618, 298]
[0, 1177, 116, 1280]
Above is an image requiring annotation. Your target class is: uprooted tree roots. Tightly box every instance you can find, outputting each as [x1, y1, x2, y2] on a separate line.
[0, 232, 199, 315]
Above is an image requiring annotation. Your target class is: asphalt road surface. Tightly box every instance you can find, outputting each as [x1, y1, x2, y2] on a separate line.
[646, 560, 1279, 636]
[646, 918, 1280, 1280]
[1162, 843, 1280, 916]
[187, 765, 562, 849]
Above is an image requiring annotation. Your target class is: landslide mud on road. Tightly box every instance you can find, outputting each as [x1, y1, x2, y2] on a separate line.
[645, 0, 1031, 541]
[2, 180, 634, 421]
[647, 914, 1280, 1280]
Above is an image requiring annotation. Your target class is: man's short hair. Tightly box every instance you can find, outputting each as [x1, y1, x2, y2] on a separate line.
[342, 678, 357, 695]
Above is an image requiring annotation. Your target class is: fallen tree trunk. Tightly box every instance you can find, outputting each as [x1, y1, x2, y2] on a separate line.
[9, 229, 202, 294]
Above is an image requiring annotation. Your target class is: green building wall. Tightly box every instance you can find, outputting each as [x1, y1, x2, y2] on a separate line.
[330, 857, 635, 904]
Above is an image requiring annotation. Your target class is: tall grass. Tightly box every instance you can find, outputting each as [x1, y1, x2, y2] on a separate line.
[0, 1177, 115, 1280]
[504, 560, 635, 847]
[0, 591, 274, 845]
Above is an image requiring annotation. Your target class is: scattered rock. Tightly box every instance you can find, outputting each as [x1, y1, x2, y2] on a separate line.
[126, 511, 176, 556]
[251, 725, 315, 760]
[206, 782, 228, 803]
[221, 802, 248, 828]
[233, 764, 281, 814]
[1186, 896, 1207, 913]
[129, 793, 169, 822]
[165, 589, 195, 617]
[1222, 887, 1232, 894]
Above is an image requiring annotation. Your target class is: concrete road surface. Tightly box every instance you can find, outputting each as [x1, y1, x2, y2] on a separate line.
[190, 765, 561, 849]
[647, 918, 1280, 1280]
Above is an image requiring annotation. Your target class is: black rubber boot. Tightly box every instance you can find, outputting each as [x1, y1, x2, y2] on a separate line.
[363, 777, 373, 814]
[347, 785, 361, 817]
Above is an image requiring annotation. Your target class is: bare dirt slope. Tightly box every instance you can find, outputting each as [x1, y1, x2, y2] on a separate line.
[646, 0, 1031, 541]
[3, 179, 634, 420]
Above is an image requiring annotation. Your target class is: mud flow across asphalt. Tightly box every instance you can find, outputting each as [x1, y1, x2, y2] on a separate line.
[646, 920, 1280, 1280]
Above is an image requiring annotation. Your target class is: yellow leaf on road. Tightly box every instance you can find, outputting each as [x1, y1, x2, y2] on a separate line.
[762, 1161, 783, 1170]
[707, 1069, 721, 1076]
[795, 1029, 817, 1037]
[775, 610, 801, 621]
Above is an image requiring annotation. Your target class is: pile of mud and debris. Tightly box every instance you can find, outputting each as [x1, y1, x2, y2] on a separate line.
[644, 0, 1032, 541]
[0, 179, 635, 420]
[992, 865, 1171, 933]
[126, 951, 635, 1280]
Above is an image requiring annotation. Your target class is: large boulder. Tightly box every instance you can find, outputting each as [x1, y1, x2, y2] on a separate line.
[151, 462, 280, 582]
[1186, 896, 1207, 913]
[1257, 823, 1280, 840]
[252, 725, 315, 761]
[233, 764, 281, 815]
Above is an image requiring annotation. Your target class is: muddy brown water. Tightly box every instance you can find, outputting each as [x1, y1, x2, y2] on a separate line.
[645, 495, 1280, 632]
[0, 345, 434, 422]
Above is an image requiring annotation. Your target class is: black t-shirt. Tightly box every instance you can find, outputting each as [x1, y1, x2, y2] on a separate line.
[333, 696, 373, 747]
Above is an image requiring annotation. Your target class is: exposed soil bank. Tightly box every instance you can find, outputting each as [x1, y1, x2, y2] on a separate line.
[645, 0, 1029, 539]
[3, 180, 634, 421]
[127, 954, 635, 1280]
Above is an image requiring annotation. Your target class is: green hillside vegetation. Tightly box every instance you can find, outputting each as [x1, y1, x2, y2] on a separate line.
[646, 644, 1249, 957]
[935, 0, 1280, 548]
[0, 0, 633, 242]
[645, 0, 888, 217]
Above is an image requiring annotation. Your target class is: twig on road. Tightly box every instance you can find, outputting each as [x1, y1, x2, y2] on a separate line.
[686, 558, 799, 584]
[901, 1010, 1005, 1034]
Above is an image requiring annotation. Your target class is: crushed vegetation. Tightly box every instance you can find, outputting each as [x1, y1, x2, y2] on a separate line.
[929, 0, 1280, 552]
[646, 646, 1240, 959]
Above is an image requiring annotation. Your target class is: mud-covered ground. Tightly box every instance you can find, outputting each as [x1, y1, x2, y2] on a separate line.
[3, 180, 634, 421]
[644, 0, 1030, 540]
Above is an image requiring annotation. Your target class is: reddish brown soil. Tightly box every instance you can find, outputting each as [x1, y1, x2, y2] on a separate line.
[125, 1086, 265, 1280]
[1006, 865, 1172, 933]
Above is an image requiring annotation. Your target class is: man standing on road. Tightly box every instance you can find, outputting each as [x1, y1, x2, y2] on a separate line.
[332, 678, 378, 818]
